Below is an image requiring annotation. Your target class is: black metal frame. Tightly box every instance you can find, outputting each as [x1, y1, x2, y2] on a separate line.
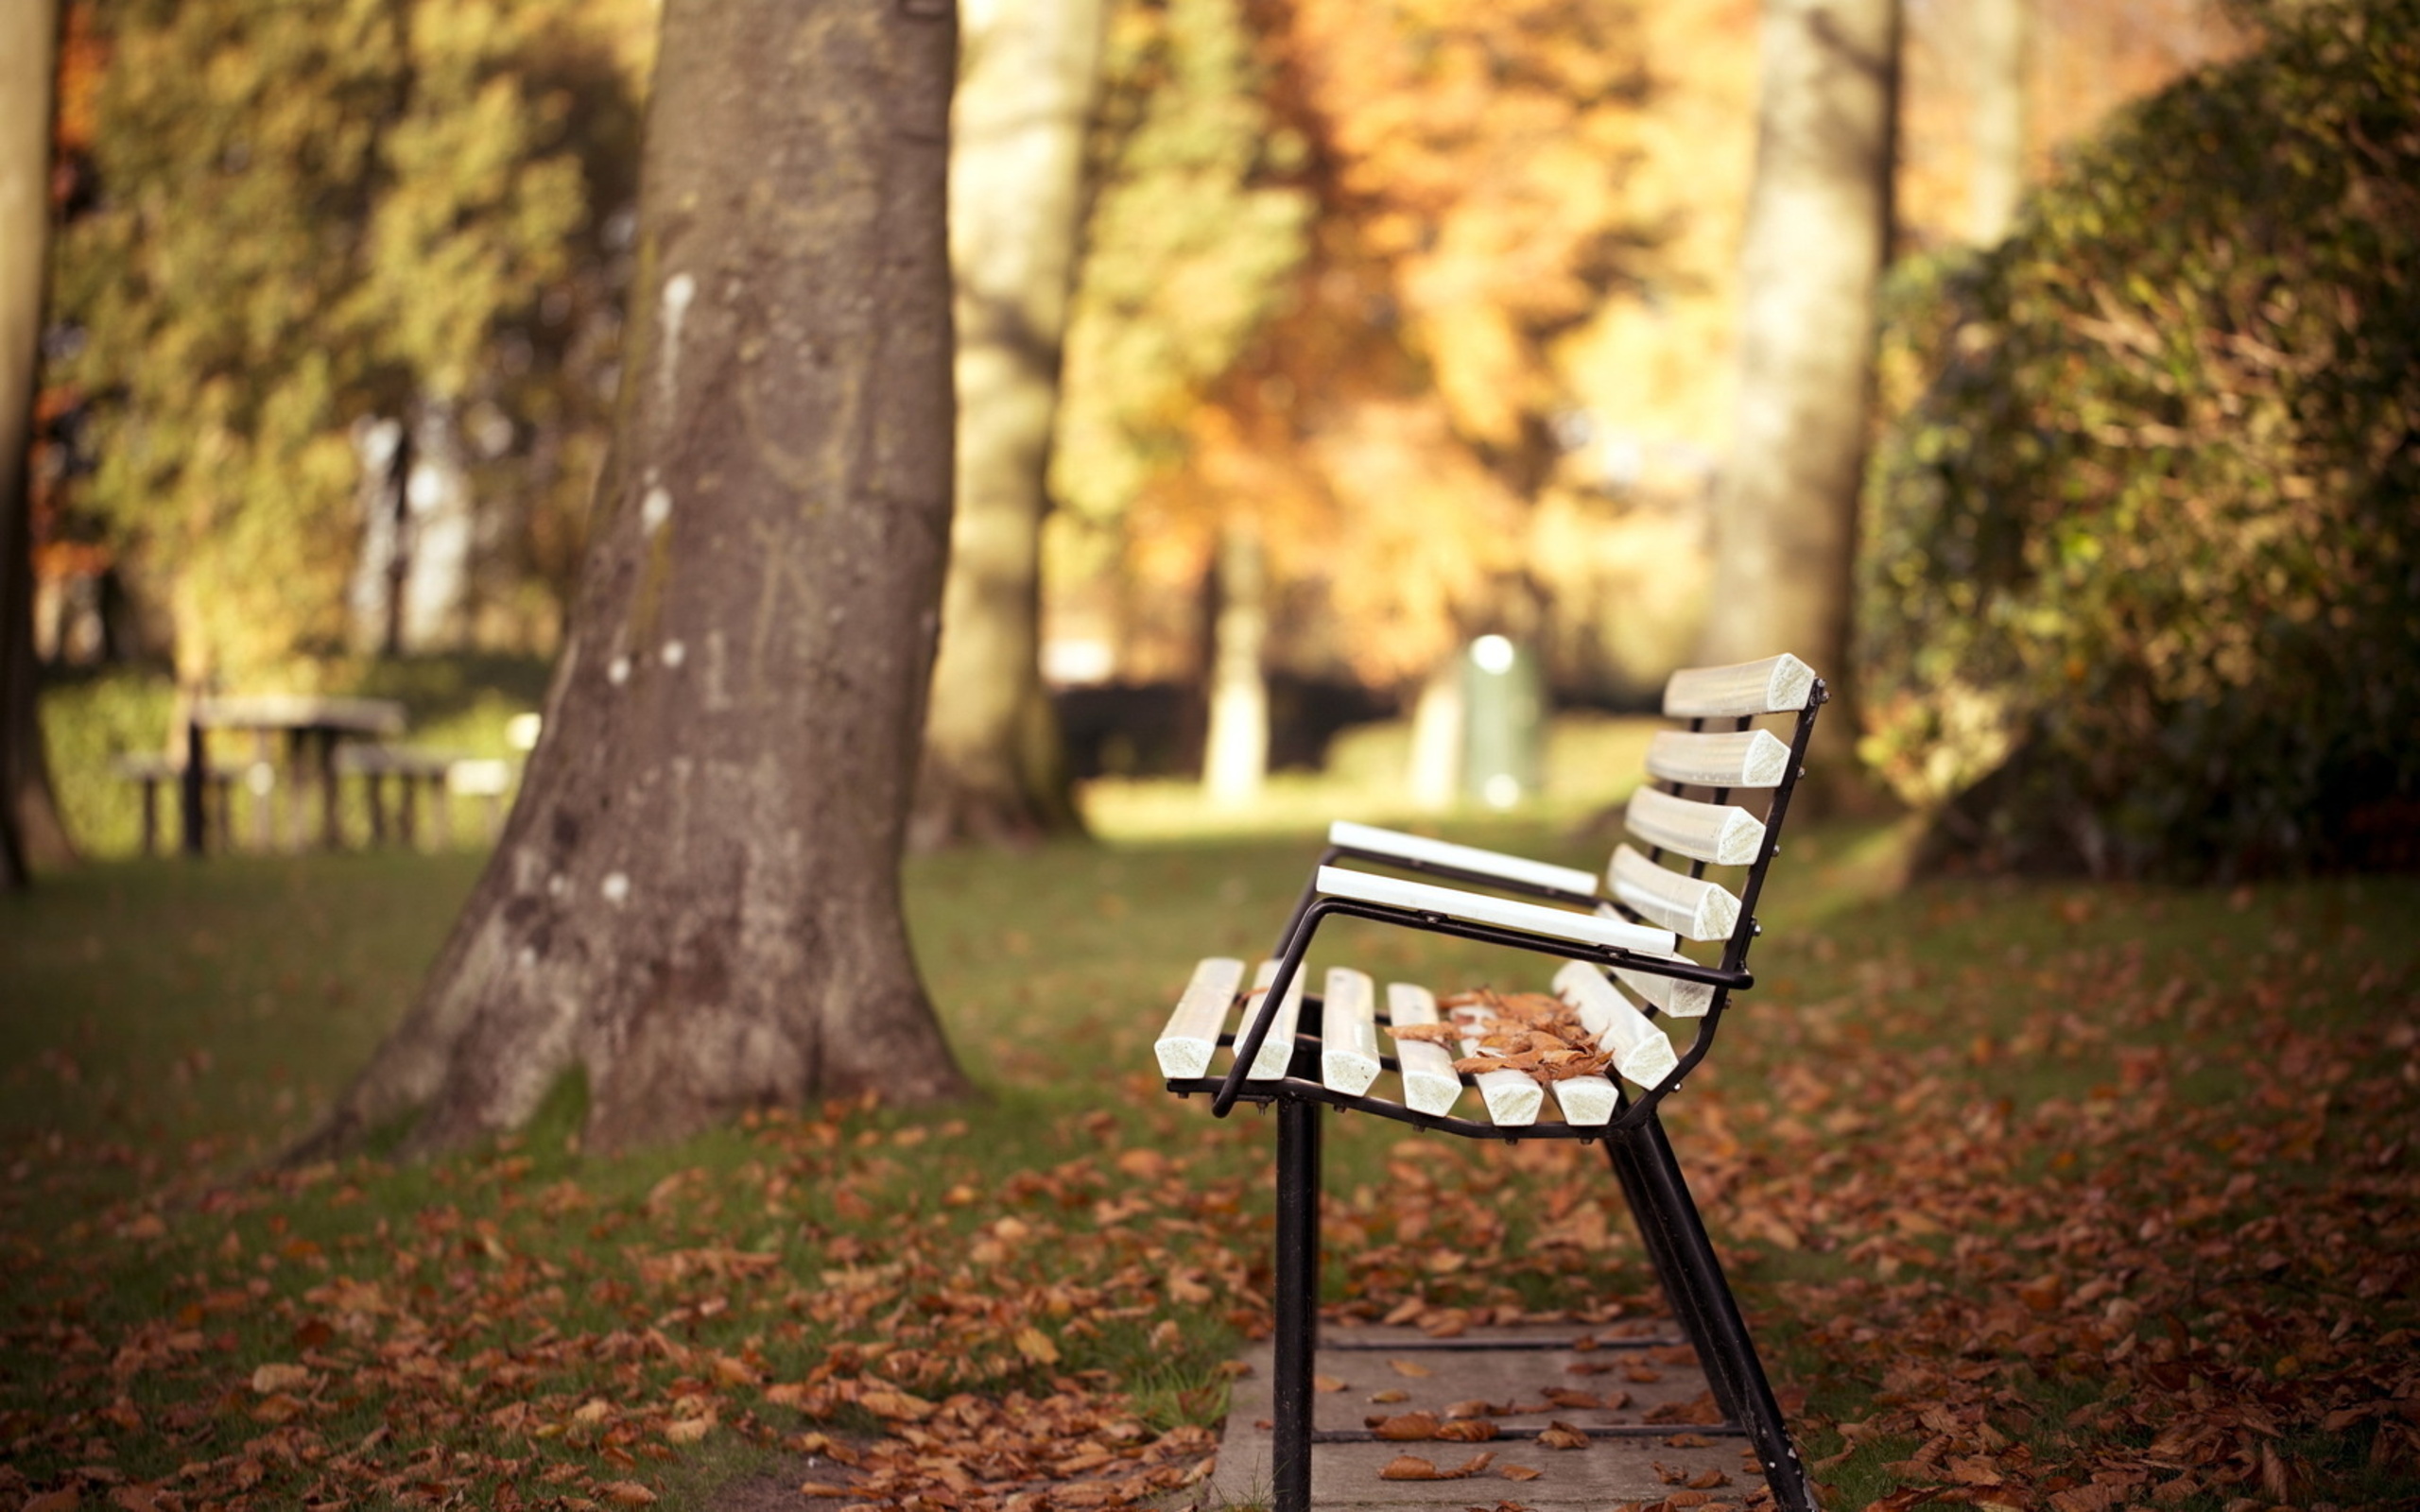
[1164, 679, 1828, 1512]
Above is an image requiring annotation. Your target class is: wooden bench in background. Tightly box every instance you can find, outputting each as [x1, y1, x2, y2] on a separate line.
[1156, 653, 1827, 1512]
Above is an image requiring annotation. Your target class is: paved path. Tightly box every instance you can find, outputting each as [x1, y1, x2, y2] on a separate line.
[1199, 1323, 1769, 1510]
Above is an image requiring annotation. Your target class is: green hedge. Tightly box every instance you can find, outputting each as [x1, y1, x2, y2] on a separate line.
[1859, 0, 2420, 877]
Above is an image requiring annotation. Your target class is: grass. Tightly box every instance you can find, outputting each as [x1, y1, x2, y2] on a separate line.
[1, 796, 2415, 1511]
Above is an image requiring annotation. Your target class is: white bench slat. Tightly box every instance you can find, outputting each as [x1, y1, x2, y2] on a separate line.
[1662, 654, 1816, 718]
[1155, 956, 1248, 1078]
[1385, 983, 1463, 1117]
[1554, 961, 1681, 1089]
[1607, 943, 1718, 1018]
[1550, 1073, 1618, 1125]
[1625, 785, 1767, 866]
[1321, 967, 1382, 1095]
[1645, 728, 1793, 789]
[1315, 867, 1677, 954]
[1607, 844, 1741, 941]
[1451, 997, 1543, 1126]
[1243, 957, 1308, 1081]
[1327, 820, 1598, 898]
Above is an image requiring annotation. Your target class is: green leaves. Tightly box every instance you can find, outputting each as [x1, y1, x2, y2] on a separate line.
[55, 0, 642, 679]
[1858, 0, 2420, 876]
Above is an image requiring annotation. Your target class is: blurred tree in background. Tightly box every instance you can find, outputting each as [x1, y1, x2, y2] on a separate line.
[3, 0, 71, 887]
[50, 0, 648, 686]
[914, 0, 1104, 848]
[1861, 0, 2420, 876]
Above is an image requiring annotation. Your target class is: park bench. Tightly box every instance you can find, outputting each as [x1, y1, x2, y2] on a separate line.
[113, 753, 257, 856]
[336, 746, 472, 850]
[1156, 652, 1825, 1512]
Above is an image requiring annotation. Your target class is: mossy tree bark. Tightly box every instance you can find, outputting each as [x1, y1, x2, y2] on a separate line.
[304, 0, 970, 1157]
[909, 0, 1101, 849]
[1703, 0, 1900, 779]
[1, 0, 73, 890]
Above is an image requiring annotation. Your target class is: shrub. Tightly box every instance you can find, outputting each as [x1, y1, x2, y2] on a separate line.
[1859, 0, 2420, 877]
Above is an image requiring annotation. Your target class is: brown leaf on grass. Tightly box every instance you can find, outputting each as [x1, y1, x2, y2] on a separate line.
[22, 1492, 78, 1512]
[596, 1483, 659, 1505]
[1537, 1422, 1591, 1450]
[250, 1393, 304, 1424]
[1862, 1487, 1961, 1512]
[798, 1486, 857, 1499]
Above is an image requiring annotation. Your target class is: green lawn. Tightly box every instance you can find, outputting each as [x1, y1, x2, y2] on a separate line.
[2, 816, 2414, 1512]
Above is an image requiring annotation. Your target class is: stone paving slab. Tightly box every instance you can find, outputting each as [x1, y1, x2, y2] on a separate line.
[1200, 1324, 1769, 1510]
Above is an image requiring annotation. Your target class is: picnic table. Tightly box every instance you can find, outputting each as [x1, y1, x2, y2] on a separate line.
[178, 696, 407, 855]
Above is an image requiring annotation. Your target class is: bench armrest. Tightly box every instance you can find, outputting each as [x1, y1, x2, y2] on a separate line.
[1314, 867, 1675, 954]
[1325, 821, 1599, 900]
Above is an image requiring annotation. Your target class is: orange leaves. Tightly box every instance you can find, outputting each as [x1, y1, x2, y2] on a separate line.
[1397, 990, 1618, 1086]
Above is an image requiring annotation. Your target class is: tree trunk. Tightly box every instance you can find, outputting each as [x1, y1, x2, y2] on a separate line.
[1703, 0, 1900, 769]
[1966, 0, 2028, 245]
[1201, 518, 1268, 808]
[302, 0, 970, 1159]
[909, 0, 1103, 849]
[0, 0, 73, 889]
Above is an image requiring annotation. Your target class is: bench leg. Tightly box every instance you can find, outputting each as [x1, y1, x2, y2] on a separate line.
[1271, 1097, 1322, 1512]
[1609, 1117, 1816, 1512]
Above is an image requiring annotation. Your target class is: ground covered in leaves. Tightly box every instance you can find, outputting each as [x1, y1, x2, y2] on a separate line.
[1, 833, 2413, 1512]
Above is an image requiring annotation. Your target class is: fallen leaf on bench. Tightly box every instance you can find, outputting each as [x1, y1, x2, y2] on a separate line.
[1382, 1297, 1428, 1326]
[1502, 1465, 1545, 1482]
[1374, 1412, 1440, 1439]
[1389, 1358, 1434, 1378]
[1688, 1468, 1733, 1487]
[1536, 1422, 1592, 1450]
[1663, 1434, 1715, 1448]
[1543, 1388, 1600, 1409]
[1313, 1374, 1347, 1393]
[1436, 1418, 1499, 1442]
[1454, 1452, 1498, 1476]
[1370, 1389, 1410, 1403]
[1443, 1398, 1498, 1418]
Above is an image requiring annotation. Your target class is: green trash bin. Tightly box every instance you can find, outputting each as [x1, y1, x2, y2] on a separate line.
[1461, 634, 1542, 809]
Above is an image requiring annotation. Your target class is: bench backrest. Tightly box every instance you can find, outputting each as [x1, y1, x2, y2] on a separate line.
[1590, 653, 1824, 1108]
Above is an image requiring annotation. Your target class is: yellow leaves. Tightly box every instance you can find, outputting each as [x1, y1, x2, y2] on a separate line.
[856, 1387, 938, 1422]
[249, 1362, 311, 1394]
[1014, 1327, 1062, 1366]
